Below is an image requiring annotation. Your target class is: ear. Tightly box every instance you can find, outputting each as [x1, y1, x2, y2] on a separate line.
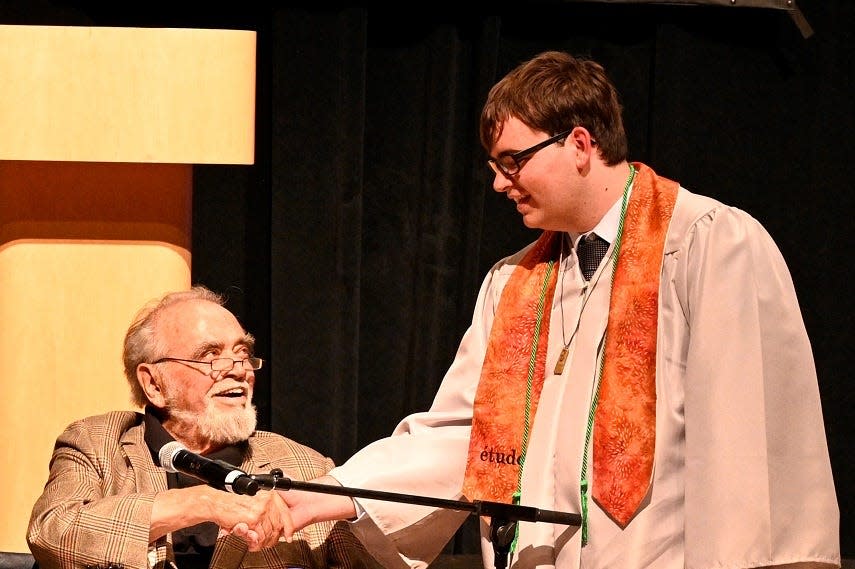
[568, 126, 597, 169]
[137, 363, 167, 408]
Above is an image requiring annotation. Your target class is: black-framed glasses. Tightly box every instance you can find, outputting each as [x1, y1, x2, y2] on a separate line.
[487, 129, 573, 178]
[152, 357, 264, 373]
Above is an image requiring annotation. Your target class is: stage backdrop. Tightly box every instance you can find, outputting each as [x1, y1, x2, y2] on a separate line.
[3, 0, 852, 560]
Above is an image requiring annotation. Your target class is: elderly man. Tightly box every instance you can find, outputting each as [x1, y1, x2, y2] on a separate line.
[28, 286, 378, 569]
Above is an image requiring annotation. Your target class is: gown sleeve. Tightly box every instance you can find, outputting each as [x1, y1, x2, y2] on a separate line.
[329, 257, 520, 569]
[675, 204, 840, 568]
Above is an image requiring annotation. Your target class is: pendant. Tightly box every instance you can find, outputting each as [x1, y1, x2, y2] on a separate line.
[554, 346, 569, 375]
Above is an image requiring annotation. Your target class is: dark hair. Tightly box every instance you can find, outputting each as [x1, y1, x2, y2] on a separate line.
[480, 51, 628, 166]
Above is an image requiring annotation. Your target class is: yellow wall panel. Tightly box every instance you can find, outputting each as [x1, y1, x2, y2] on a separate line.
[0, 25, 256, 164]
[0, 24, 256, 553]
[0, 161, 192, 552]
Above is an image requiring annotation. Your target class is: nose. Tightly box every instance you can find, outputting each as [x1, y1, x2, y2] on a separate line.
[215, 358, 253, 382]
[492, 170, 512, 193]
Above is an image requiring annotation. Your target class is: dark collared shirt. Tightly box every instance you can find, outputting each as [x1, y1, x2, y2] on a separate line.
[143, 408, 248, 569]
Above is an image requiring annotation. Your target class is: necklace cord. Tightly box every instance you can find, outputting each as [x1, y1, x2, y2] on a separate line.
[509, 163, 636, 553]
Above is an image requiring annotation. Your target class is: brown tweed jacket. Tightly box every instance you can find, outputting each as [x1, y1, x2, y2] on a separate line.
[27, 411, 381, 569]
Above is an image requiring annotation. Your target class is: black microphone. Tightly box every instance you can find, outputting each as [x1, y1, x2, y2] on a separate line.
[158, 441, 260, 496]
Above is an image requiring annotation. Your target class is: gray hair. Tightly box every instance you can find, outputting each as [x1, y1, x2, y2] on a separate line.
[123, 285, 226, 407]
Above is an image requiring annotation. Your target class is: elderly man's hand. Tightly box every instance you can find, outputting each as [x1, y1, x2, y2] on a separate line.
[214, 489, 294, 550]
[151, 485, 293, 550]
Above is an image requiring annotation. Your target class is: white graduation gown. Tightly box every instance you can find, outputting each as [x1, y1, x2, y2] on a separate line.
[330, 187, 840, 569]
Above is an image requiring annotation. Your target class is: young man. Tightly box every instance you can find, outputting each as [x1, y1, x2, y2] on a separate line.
[28, 286, 379, 569]
[278, 51, 840, 569]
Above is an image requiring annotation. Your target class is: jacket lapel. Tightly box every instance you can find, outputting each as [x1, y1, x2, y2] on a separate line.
[119, 421, 176, 566]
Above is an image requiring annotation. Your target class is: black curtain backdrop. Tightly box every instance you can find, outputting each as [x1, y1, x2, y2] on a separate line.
[3, 0, 852, 558]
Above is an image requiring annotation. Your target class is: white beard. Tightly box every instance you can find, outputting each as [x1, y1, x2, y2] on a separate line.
[163, 393, 258, 446]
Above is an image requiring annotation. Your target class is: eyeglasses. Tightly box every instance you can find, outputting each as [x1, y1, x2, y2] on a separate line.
[487, 129, 573, 178]
[152, 357, 264, 373]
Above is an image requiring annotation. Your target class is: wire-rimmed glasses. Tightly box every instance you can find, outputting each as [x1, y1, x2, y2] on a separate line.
[152, 357, 264, 373]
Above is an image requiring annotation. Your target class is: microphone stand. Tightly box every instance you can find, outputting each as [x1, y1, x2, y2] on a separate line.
[250, 469, 581, 569]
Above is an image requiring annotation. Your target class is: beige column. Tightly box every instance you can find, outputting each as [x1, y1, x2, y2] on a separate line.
[0, 25, 256, 552]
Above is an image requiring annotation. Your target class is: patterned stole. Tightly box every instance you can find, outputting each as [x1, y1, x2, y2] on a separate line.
[591, 164, 677, 527]
[460, 230, 561, 504]
[461, 163, 678, 530]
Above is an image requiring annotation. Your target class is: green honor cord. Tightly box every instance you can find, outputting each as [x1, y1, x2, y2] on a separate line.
[510, 256, 556, 553]
[580, 164, 634, 545]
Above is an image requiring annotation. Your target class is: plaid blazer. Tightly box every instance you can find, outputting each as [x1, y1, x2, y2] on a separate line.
[27, 411, 380, 569]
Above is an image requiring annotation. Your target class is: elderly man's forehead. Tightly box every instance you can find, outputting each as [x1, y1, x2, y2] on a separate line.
[157, 297, 220, 320]
[154, 299, 245, 337]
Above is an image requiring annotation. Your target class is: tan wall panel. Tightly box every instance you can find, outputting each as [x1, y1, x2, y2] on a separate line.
[0, 25, 256, 164]
[0, 161, 191, 552]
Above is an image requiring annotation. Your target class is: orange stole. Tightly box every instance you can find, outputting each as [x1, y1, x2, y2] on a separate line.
[461, 231, 561, 504]
[591, 163, 677, 527]
[461, 163, 678, 530]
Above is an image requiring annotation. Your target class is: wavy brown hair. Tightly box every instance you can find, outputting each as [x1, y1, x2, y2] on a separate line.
[480, 51, 628, 166]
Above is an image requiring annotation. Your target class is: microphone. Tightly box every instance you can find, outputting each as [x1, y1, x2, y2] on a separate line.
[157, 441, 260, 496]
